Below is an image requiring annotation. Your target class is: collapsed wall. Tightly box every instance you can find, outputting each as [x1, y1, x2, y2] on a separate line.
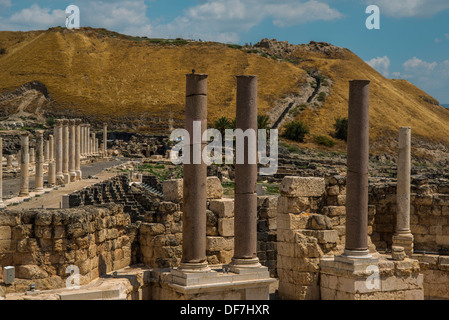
[0, 204, 138, 294]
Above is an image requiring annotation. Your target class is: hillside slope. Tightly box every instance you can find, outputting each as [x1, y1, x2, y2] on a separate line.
[0, 28, 448, 158]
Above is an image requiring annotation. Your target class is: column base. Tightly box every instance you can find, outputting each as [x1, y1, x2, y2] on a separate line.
[392, 233, 414, 256]
[19, 191, 30, 197]
[56, 175, 65, 186]
[63, 173, 70, 184]
[0, 202, 6, 209]
[177, 261, 211, 273]
[76, 170, 82, 181]
[158, 264, 275, 300]
[69, 172, 77, 183]
[228, 257, 262, 273]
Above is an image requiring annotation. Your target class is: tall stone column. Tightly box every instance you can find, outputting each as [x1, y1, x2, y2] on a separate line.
[80, 124, 84, 156]
[69, 119, 77, 182]
[179, 73, 209, 272]
[19, 132, 30, 197]
[45, 139, 50, 163]
[49, 134, 54, 161]
[34, 130, 44, 191]
[6, 155, 13, 170]
[55, 119, 64, 184]
[17, 151, 21, 170]
[75, 119, 82, 181]
[103, 123, 108, 156]
[0, 137, 5, 208]
[48, 161, 56, 187]
[87, 125, 91, 156]
[29, 147, 35, 165]
[95, 138, 99, 155]
[91, 132, 96, 156]
[62, 119, 70, 183]
[230, 75, 261, 270]
[393, 127, 414, 255]
[342, 80, 371, 259]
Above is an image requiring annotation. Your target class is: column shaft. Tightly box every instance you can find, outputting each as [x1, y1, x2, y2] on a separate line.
[35, 130, 44, 191]
[69, 119, 76, 182]
[344, 80, 370, 257]
[103, 123, 108, 156]
[231, 75, 260, 268]
[55, 120, 64, 183]
[20, 133, 30, 196]
[63, 119, 70, 183]
[75, 119, 82, 180]
[180, 73, 208, 271]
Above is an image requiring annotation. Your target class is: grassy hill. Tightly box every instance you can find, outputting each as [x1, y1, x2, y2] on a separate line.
[0, 27, 449, 157]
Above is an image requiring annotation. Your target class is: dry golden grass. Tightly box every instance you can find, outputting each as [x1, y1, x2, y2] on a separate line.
[0, 28, 305, 128]
[1, 28, 449, 155]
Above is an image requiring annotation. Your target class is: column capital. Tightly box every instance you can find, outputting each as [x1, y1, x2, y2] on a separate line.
[55, 119, 64, 126]
[35, 130, 44, 137]
[62, 119, 69, 125]
[75, 119, 82, 125]
[69, 119, 76, 125]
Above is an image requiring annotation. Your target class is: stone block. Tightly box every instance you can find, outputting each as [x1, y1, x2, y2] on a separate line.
[206, 236, 233, 251]
[280, 177, 325, 197]
[218, 218, 234, 237]
[0, 226, 11, 240]
[35, 211, 53, 226]
[207, 176, 223, 199]
[162, 179, 183, 202]
[209, 199, 234, 218]
[277, 213, 310, 231]
[0, 212, 21, 227]
[278, 196, 310, 214]
[16, 265, 48, 280]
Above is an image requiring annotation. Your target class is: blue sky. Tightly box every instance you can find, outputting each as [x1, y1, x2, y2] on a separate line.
[0, 0, 448, 103]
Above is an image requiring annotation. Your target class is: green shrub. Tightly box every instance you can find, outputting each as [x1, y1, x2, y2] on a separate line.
[317, 92, 326, 102]
[314, 135, 335, 147]
[333, 117, 348, 141]
[281, 121, 309, 142]
[46, 117, 56, 127]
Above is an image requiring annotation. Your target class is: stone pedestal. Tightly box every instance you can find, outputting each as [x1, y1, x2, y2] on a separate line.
[320, 255, 423, 300]
[392, 234, 414, 256]
[154, 266, 275, 300]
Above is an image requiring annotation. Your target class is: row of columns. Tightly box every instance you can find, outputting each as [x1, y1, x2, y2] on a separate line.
[15, 120, 108, 197]
[180, 73, 261, 272]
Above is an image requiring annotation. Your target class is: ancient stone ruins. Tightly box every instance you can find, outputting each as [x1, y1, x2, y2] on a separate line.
[0, 75, 447, 300]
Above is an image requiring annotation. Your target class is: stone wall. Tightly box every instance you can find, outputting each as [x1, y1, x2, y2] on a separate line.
[0, 204, 137, 293]
[257, 196, 278, 277]
[412, 253, 449, 299]
[139, 177, 236, 268]
[276, 176, 340, 300]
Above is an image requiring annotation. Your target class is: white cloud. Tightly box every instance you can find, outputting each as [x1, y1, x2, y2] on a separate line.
[0, 0, 11, 7]
[7, 4, 65, 29]
[367, 0, 449, 18]
[151, 0, 343, 42]
[366, 56, 391, 77]
[0, 0, 342, 42]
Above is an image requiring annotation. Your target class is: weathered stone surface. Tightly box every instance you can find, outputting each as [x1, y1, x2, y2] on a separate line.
[207, 176, 223, 199]
[280, 177, 325, 197]
[162, 179, 183, 202]
[209, 199, 234, 218]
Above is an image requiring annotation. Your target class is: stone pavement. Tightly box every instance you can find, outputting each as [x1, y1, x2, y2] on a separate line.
[2, 158, 129, 210]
